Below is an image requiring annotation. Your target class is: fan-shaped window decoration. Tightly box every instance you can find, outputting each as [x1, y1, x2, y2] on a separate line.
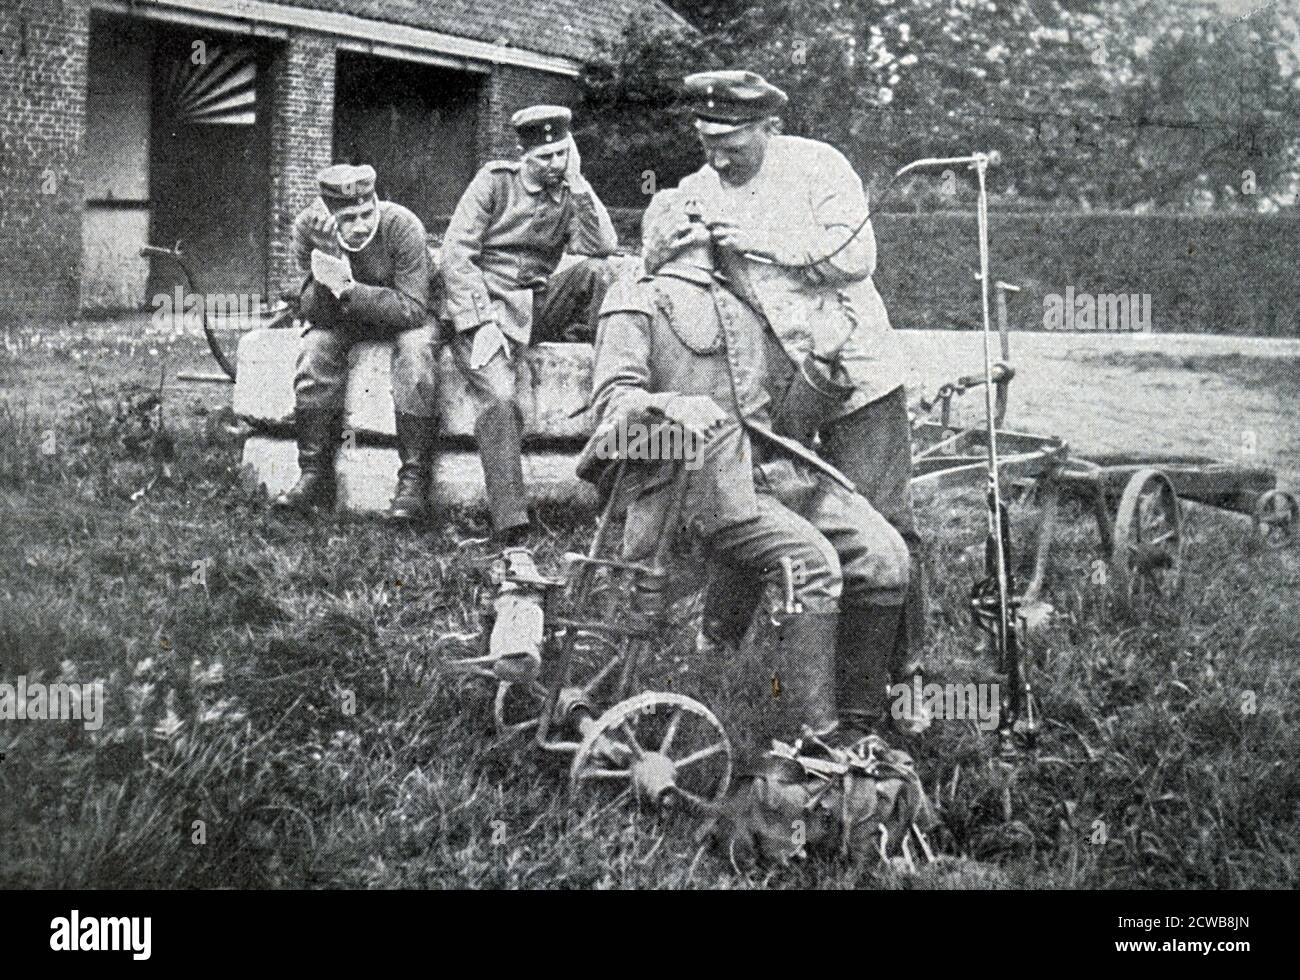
[162, 45, 257, 125]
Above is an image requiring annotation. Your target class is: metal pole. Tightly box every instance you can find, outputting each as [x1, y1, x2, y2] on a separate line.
[974, 157, 1012, 673]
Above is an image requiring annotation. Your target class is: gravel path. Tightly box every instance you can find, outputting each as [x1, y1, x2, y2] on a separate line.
[900, 330, 1300, 490]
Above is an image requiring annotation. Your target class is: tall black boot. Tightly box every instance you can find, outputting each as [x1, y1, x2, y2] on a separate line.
[389, 413, 436, 524]
[698, 564, 761, 654]
[771, 611, 840, 739]
[475, 401, 530, 539]
[895, 551, 928, 679]
[835, 604, 921, 737]
[274, 407, 339, 512]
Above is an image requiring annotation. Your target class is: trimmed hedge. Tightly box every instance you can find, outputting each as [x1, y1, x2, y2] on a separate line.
[607, 208, 1300, 337]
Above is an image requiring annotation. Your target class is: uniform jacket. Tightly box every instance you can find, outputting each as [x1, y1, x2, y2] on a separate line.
[292, 198, 430, 333]
[440, 160, 618, 346]
[578, 264, 855, 545]
[677, 135, 904, 411]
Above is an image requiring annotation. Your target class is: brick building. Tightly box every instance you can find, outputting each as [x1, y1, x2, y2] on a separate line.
[0, 0, 683, 321]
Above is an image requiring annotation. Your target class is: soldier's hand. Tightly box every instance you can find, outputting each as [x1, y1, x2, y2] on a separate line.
[469, 321, 511, 370]
[564, 136, 591, 194]
[706, 220, 774, 261]
[306, 199, 341, 254]
[664, 394, 728, 442]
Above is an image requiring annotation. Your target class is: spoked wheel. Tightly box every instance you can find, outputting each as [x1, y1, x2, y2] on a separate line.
[569, 692, 732, 811]
[1255, 490, 1298, 549]
[493, 629, 624, 740]
[1111, 468, 1183, 615]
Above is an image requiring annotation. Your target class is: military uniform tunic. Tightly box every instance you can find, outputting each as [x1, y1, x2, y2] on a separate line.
[579, 266, 908, 610]
[678, 134, 904, 413]
[441, 161, 618, 346]
[291, 197, 436, 419]
[440, 159, 619, 534]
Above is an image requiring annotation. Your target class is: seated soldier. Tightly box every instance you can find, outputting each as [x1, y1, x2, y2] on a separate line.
[576, 189, 910, 745]
[441, 105, 618, 545]
[273, 164, 436, 522]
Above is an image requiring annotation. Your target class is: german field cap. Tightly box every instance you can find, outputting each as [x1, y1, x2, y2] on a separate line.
[512, 105, 572, 151]
[684, 70, 787, 134]
[318, 164, 376, 207]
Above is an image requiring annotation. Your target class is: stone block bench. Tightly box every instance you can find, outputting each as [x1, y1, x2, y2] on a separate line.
[234, 328, 598, 512]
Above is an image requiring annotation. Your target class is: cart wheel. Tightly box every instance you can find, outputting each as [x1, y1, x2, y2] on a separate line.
[493, 630, 623, 740]
[1254, 490, 1298, 549]
[570, 692, 732, 810]
[1111, 468, 1183, 614]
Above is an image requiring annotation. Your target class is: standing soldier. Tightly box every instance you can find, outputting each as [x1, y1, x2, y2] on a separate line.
[274, 164, 436, 522]
[441, 105, 619, 544]
[676, 70, 928, 733]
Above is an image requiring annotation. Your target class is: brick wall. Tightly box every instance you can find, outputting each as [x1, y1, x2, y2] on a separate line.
[266, 31, 336, 300]
[0, 0, 90, 324]
[0, 5, 607, 319]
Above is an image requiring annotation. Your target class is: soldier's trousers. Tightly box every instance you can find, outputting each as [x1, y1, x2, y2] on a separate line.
[294, 293, 437, 420]
[822, 385, 926, 678]
[704, 385, 926, 678]
[702, 462, 904, 613]
[705, 476, 910, 615]
[450, 257, 613, 533]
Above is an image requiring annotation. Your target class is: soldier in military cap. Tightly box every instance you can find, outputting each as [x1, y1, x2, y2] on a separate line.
[274, 163, 436, 522]
[577, 189, 910, 745]
[675, 70, 929, 733]
[440, 104, 619, 543]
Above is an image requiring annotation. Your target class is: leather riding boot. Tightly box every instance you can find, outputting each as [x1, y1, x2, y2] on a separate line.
[835, 604, 923, 737]
[771, 611, 840, 738]
[389, 413, 436, 524]
[698, 564, 761, 654]
[475, 401, 530, 539]
[274, 408, 339, 512]
[895, 552, 928, 679]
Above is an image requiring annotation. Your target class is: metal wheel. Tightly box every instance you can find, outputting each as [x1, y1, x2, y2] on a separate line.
[569, 692, 732, 810]
[1111, 468, 1183, 614]
[1255, 490, 1298, 549]
[493, 629, 623, 740]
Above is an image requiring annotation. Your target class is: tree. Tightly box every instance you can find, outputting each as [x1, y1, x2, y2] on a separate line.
[582, 0, 1299, 210]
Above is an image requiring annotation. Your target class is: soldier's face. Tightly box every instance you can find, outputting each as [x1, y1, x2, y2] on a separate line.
[524, 143, 569, 188]
[332, 197, 378, 248]
[699, 125, 769, 186]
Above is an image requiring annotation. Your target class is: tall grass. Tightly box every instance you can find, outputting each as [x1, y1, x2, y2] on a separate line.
[1, 365, 1296, 889]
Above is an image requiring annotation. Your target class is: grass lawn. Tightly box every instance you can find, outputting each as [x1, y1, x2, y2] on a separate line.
[1, 325, 1297, 888]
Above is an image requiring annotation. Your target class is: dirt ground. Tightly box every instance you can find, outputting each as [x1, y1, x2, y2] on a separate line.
[3, 317, 1298, 490]
[901, 330, 1300, 490]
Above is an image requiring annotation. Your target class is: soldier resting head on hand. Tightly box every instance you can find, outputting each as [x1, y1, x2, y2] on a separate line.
[274, 163, 436, 524]
[441, 105, 620, 546]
